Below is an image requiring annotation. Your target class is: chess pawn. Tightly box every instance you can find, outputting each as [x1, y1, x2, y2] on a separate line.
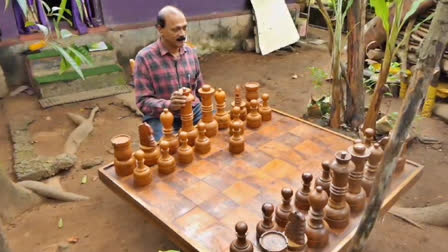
[195, 122, 211, 154]
[259, 93, 272, 121]
[363, 128, 375, 150]
[180, 88, 199, 146]
[294, 173, 313, 213]
[275, 187, 294, 230]
[378, 136, 389, 150]
[160, 108, 179, 154]
[177, 131, 193, 164]
[256, 203, 275, 239]
[229, 120, 245, 154]
[138, 123, 160, 166]
[214, 88, 231, 129]
[133, 150, 152, 187]
[244, 82, 260, 103]
[346, 140, 370, 213]
[157, 140, 176, 175]
[306, 186, 329, 248]
[230, 221, 254, 252]
[231, 85, 247, 121]
[229, 106, 244, 136]
[111, 134, 135, 177]
[315, 161, 331, 196]
[361, 143, 383, 196]
[285, 211, 307, 252]
[198, 84, 218, 137]
[246, 99, 262, 129]
[324, 151, 355, 229]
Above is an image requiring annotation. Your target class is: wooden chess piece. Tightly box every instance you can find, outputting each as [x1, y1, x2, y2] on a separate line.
[244, 82, 260, 103]
[246, 99, 262, 129]
[229, 120, 245, 154]
[324, 151, 355, 229]
[180, 87, 199, 146]
[315, 161, 331, 196]
[177, 131, 193, 164]
[294, 173, 313, 213]
[256, 203, 275, 239]
[306, 186, 329, 248]
[214, 88, 231, 129]
[111, 134, 135, 177]
[229, 106, 244, 136]
[195, 122, 211, 154]
[230, 221, 254, 252]
[232, 85, 247, 121]
[361, 143, 383, 197]
[275, 187, 294, 230]
[133, 150, 152, 187]
[138, 123, 160, 166]
[259, 93, 272, 121]
[363, 128, 375, 150]
[198, 84, 218, 137]
[346, 140, 370, 213]
[378, 136, 389, 150]
[160, 108, 179, 154]
[157, 140, 176, 175]
[285, 211, 307, 252]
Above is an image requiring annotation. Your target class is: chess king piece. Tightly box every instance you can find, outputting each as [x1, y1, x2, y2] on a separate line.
[346, 140, 371, 213]
[244, 82, 260, 104]
[177, 131, 193, 164]
[195, 122, 211, 154]
[285, 211, 307, 252]
[324, 151, 355, 229]
[363, 128, 375, 150]
[180, 88, 199, 146]
[230, 221, 254, 252]
[111, 134, 135, 177]
[157, 140, 176, 175]
[214, 88, 231, 129]
[256, 203, 275, 239]
[160, 108, 179, 154]
[315, 161, 331, 196]
[229, 119, 245, 154]
[361, 143, 383, 196]
[229, 106, 244, 136]
[246, 99, 262, 129]
[275, 187, 294, 230]
[306, 186, 329, 248]
[231, 85, 247, 121]
[138, 123, 160, 166]
[259, 93, 272, 121]
[133, 150, 152, 187]
[295, 173, 313, 213]
[198, 84, 218, 137]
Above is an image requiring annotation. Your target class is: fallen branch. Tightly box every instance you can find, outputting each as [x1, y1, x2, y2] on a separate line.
[18, 181, 89, 202]
[389, 202, 448, 227]
[388, 210, 424, 229]
[64, 106, 99, 155]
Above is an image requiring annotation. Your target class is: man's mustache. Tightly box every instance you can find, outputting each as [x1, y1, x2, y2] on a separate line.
[177, 36, 186, 42]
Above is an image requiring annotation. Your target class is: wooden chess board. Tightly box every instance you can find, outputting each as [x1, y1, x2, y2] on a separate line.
[98, 109, 423, 252]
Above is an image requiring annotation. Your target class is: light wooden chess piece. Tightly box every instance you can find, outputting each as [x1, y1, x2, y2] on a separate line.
[256, 203, 275, 239]
[259, 93, 272, 121]
[346, 140, 370, 213]
[361, 143, 383, 196]
[157, 140, 176, 175]
[111, 134, 135, 177]
[230, 221, 254, 252]
[231, 85, 247, 121]
[195, 122, 211, 154]
[306, 186, 329, 248]
[246, 99, 262, 129]
[180, 88, 199, 146]
[133, 150, 152, 187]
[315, 161, 331, 196]
[229, 106, 244, 136]
[160, 108, 179, 154]
[229, 119, 244, 154]
[214, 88, 231, 129]
[294, 173, 313, 213]
[177, 131, 193, 164]
[285, 211, 307, 252]
[275, 187, 294, 230]
[198, 84, 218, 137]
[138, 123, 160, 166]
[244, 82, 260, 104]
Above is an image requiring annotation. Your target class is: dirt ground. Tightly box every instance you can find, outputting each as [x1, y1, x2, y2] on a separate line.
[1, 28, 448, 252]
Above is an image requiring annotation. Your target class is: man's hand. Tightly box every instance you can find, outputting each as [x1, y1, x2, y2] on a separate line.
[168, 90, 187, 111]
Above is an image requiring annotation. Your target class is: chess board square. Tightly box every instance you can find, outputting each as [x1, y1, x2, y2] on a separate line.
[174, 207, 217, 236]
[224, 159, 258, 179]
[257, 124, 286, 138]
[195, 224, 235, 251]
[223, 181, 259, 205]
[264, 179, 293, 198]
[261, 159, 298, 179]
[294, 139, 325, 157]
[245, 170, 275, 190]
[275, 132, 304, 147]
[199, 193, 239, 219]
[271, 115, 300, 131]
[318, 134, 352, 151]
[182, 181, 220, 205]
[205, 149, 234, 167]
[162, 170, 200, 192]
[203, 171, 238, 191]
[289, 124, 326, 139]
[221, 207, 260, 232]
[259, 141, 304, 166]
[245, 132, 272, 147]
[240, 151, 274, 168]
[195, 135, 228, 159]
[185, 160, 219, 179]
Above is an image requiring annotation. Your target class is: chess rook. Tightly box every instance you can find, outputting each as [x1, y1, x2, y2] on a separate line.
[138, 123, 160, 166]
[230, 221, 254, 252]
[294, 173, 313, 213]
[232, 85, 247, 121]
[198, 84, 218, 137]
[180, 88, 199, 146]
[315, 161, 331, 196]
[256, 203, 275, 239]
[306, 186, 329, 248]
[214, 88, 231, 129]
[346, 140, 370, 213]
[177, 131, 193, 164]
[229, 106, 244, 136]
[133, 150, 152, 187]
[361, 143, 383, 196]
[259, 93, 272, 121]
[195, 122, 211, 154]
[229, 119, 245, 154]
[111, 134, 135, 177]
[275, 187, 294, 230]
[244, 82, 260, 103]
[157, 140, 176, 175]
[246, 99, 262, 129]
[285, 211, 307, 252]
[160, 108, 179, 154]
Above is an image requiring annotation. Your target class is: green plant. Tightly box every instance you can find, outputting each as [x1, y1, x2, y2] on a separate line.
[308, 66, 329, 88]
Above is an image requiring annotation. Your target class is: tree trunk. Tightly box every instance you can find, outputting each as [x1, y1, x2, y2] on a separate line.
[350, 1, 448, 251]
[345, 0, 367, 129]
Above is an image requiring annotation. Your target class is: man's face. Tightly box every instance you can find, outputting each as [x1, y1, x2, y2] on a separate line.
[159, 12, 188, 49]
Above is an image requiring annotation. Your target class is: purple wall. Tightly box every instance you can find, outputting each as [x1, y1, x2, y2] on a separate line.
[0, 0, 19, 40]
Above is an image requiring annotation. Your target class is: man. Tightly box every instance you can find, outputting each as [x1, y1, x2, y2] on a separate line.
[134, 6, 203, 141]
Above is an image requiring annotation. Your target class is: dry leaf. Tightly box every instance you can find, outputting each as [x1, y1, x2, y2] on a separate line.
[67, 237, 79, 244]
[81, 175, 88, 184]
[58, 218, 63, 229]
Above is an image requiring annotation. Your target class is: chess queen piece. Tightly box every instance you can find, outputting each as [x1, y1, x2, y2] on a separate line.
[111, 134, 135, 177]
[294, 173, 313, 213]
[256, 203, 275, 239]
[160, 108, 179, 154]
[275, 187, 294, 230]
[133, 150, 152, 187]
[324, 151, 354, 229]
[259, 93, 272, 121]
[177, 131, 193, 164]
[195, 122, 211, 154]
[198, 84, 218, 137]
[306, 186, 329, 248]
[246, 99, 262, 129]
[157, 140, 176, 175]
[229, 120, 245, 154]
[285, 211, 307, 252]
[315, 161, 331, 196]
[230, 221, 254, 252]
[214, 88, 231, 129]
[229, 106, 244, 136]
[180, 88, 199, 146]
[244, 82, 260, 104]
[232, 85, 247, 121]
[138, 123, 160, 166]
[346, 140, 370, 213]
[361, 143, 383, 196]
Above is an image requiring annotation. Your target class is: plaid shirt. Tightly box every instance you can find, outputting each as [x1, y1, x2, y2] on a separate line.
[134, 39, 204, 119]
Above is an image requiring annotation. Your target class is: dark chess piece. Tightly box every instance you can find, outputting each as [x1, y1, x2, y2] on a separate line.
[361, 143, 383, 196]
[195, 122, 211, 154]
[133, 150, 152, 187]
[160, 108, 179, 154]
[346, 140, 370, 213]
[157, 140, 176, 175]
[259, 93, 272, 121]
[214, 88, 231, 129]
[177, 131, 193, 164]
[230, 221, 254, 252]
[285, 211, 307, 252]
[315, 161, 331, 196]
[363, 128, 375, 150]
[275, 187, 294, 230]
[256, 203, 275, 239]
[295, 173, 313, 213]
[198, 84, 218, 137]
[306, 186, 329, 248]
[138, 123, 160, 166]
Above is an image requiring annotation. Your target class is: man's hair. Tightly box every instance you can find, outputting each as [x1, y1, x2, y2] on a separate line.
[156, 6, 183, 28]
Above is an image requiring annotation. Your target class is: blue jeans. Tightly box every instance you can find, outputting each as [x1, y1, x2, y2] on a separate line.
[144, 104, 203, 141]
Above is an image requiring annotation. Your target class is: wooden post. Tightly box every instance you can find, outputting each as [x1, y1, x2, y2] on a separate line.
[349, 1, 448, 251]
